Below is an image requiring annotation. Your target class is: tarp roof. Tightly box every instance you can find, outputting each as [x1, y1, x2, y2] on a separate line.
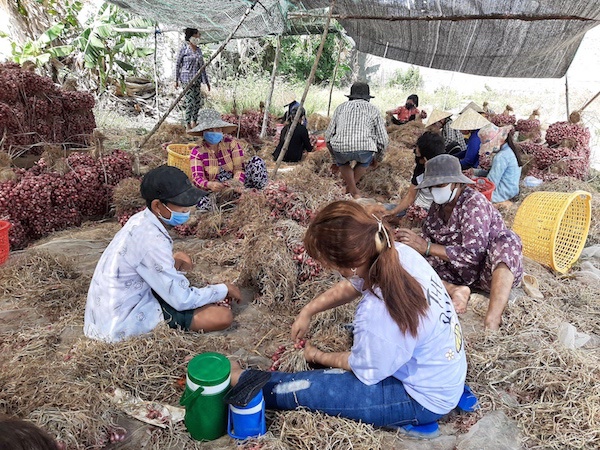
[110, 0, 600, 78]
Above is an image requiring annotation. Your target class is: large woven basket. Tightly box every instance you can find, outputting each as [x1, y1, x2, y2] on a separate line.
[512, 190, 592, 273]
[167, 144, 195, 179]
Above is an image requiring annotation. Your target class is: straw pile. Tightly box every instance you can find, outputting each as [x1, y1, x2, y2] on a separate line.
[112, 177, 144, 225]
[263, 409, 386, 450]
[0, 250, 89, 321]
[386, 121, 425, 149]
[143, 122, 193, 151]
[466, 284, 600, 449]
[299, 149, 335, 178]
[356, 130, 414, 200]
[306, 113, 330, 133]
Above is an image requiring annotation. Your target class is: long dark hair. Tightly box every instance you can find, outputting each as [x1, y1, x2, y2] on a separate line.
[184, 28, 199, 41]
[507, 132, 525, 167]
[0, 416, 60, 450]
[304, 201, 428, 337]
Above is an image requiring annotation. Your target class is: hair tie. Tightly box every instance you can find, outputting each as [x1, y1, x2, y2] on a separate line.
[371, 214, 392, 251]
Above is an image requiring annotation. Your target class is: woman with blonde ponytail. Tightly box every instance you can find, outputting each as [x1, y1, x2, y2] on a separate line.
[227, 200, 467, 430]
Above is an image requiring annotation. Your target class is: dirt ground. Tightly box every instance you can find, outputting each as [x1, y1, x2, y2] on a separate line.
[1, 126, 599, 449]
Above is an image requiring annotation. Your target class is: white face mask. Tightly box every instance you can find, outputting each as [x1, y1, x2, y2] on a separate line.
[189, 36, 200, 45]
[431, 184, 458, 205]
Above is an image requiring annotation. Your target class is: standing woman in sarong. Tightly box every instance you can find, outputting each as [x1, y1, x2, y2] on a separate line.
[175, 28, 211, 130]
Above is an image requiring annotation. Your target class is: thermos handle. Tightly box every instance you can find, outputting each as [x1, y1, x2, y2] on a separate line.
[180, 384, 204, 407]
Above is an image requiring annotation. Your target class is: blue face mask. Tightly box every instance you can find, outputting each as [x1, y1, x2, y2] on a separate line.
[160, 204, 190, 226]
[204, 131, 223, 145]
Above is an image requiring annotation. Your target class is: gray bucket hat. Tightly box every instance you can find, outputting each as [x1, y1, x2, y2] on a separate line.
[415, 154, 475, 190]
[188, 109, 238, 135]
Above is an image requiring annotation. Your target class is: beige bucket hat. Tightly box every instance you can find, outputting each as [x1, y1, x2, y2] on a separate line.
[450, 108, 491, 131]
[460, 101, 484, 114]
[188, 109, 238, 135]
[427, 109, 452, 126]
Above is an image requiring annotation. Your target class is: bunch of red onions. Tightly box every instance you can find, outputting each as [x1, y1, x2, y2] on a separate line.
[0, 150, 132, 249]
[263, 181, 314, 225]
[0, 63, 96, 151]
[489, 113, 516, 127]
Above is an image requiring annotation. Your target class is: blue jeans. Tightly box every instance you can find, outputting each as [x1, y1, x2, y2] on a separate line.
[330, 150, 374, 167]
[261, 369, 443, 427]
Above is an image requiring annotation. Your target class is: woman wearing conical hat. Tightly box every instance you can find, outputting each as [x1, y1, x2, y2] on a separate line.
[449, 108, 492, 170]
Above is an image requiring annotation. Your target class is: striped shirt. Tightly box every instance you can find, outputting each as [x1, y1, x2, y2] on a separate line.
[442, 120, 467, 151]
[325, 99, 389, 154]
[175, 44, 209, 85]
[190, 136, 246, 189]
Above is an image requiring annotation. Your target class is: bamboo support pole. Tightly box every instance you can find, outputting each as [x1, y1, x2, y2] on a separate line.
[260, 35, 282, 139]
[272, 0, 336, 179]
[565, 75, 570, 120]
[137, 0, 259, 151]
[153, 25, 159, 117]
[327, 37, 343, 117]
[579, 91, 600, 112]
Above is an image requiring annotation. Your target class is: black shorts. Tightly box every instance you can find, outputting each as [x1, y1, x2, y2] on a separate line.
[152, 290, 194, 330]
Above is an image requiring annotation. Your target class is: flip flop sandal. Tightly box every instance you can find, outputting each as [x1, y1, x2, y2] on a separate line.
[522, 274, 544, 300]
[399, 422, 440, 439]
[223, 369, 271, 407]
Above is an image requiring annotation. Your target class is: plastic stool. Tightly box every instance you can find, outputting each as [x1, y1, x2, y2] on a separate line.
[400, 421, 440, 439]
[457, 384, 479, 413]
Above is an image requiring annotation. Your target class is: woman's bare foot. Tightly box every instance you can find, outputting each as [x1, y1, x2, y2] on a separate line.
[444, 282, 471, 314]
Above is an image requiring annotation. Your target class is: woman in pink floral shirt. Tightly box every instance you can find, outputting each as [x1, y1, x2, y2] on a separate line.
[188, 109, 268, 210]
[396, 155, 523, 330]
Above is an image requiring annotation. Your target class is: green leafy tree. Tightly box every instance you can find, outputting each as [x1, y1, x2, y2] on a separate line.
[72, 2, 155, 90]
[278, 34, 349, 85]
[4, 1, 155, 91]
[388, 66, 424, 91]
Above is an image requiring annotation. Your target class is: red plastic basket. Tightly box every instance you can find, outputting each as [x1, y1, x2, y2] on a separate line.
[472, 177, 495, 201]
[0, 220, 11, 265]
[315, 136, 327, 150]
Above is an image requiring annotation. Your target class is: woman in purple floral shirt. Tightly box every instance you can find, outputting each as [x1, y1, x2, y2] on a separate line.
[396, 154, 523, 330]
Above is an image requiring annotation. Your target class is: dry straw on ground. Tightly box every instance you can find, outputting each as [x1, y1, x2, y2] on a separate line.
[306, 113, 330, 133]
[386, 121, 425, 149]
[112, 177, 144, 216]
[236, 222, 298, 306]
[0, 250, 89, 320]
[265, 409, 386, 450]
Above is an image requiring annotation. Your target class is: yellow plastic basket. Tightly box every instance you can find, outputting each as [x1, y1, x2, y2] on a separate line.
[512, 190, 592, 273]
[167, 143, 195, 179]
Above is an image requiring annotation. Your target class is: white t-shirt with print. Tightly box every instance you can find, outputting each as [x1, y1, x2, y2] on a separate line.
[348, 242, 467, 414]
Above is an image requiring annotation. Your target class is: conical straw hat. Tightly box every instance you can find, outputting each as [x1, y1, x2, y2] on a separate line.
[460, 101, 484, 114]
[427, 109, 452, 126]
[450, 108, 491, 131]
